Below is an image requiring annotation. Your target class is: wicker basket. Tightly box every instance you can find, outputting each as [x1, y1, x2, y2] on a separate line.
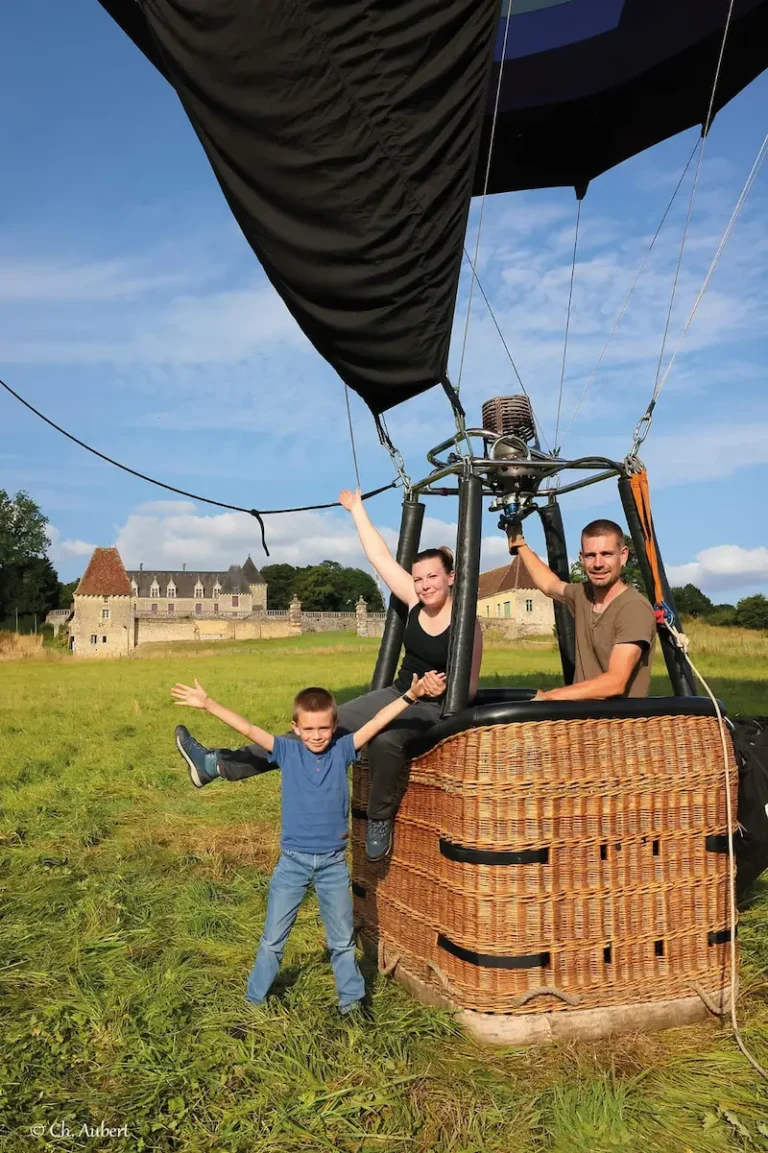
[351, 705, 738, 1043]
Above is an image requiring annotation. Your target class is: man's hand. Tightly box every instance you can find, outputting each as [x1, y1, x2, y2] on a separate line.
[505, 518, 525, 554]
[171, 678, 210, 709]
[532, 689, 551, 701]
[413, 671, 446, 699]
[339, 488, 363, 513]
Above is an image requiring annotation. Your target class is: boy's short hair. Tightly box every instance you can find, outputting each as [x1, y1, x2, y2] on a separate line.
[581, 519, 625, 547]
[292, 687, 338, 722]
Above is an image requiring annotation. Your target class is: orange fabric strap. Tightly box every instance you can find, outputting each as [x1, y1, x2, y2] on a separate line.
[629, 470, 665, 606]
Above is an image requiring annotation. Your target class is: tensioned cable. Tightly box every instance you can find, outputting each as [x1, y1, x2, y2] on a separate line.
[553, 199, 581, 453]
[0, 375, 396, 554]
[558, 137, 700, 456]
[649, 0, 736, 410]
[455, 3, 513, 394]
[649, 130, 768, 408]
[343, 383, 362, 490]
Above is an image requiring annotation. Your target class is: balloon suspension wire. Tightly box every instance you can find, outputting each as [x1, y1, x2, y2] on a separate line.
[558, 137, 699, 456]
[553, 198, 581, 455]
[454, 0, 513, 397]
[343, 382, 362, 491]
[0, 374, 396, 556]
[633, 0, 736, 452]
[661, 619, 767, 1083]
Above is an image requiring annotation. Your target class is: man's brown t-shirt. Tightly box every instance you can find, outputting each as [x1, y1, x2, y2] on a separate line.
[559, 583, 657, 697]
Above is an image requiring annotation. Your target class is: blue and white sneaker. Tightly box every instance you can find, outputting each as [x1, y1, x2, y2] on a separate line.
[175, 725, 218, 788]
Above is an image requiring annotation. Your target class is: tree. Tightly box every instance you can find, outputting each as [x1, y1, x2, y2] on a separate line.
[706, 604, 736, 627]
[0, 490, 56, 626]
[734, 594, 768, 631]
[261, 563, 298, 610]
[569, 533, 645, 593]
[58, 579, 80, 608]
[671, 583, 713, 618]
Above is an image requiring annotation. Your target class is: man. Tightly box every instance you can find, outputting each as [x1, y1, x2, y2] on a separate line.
[507, 518, 656, 700]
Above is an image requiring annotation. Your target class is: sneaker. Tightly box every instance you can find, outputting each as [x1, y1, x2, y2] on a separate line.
[175, 725, 218, 788]
[365, 818, 393, 861]
[340, 998, 372, 1023]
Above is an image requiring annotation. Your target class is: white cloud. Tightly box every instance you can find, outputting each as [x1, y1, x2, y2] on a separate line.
[47, 525, 97, 566]
[0, 257, 189, 303]
[667, 544, 768, 592]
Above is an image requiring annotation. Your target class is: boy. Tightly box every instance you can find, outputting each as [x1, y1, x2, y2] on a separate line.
[170, 671, 444, 1015]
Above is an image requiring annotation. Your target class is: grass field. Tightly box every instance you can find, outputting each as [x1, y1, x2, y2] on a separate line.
[1, 628, 766, 1151]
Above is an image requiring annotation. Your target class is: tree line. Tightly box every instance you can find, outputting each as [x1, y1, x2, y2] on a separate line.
[2, 490, 765, 630]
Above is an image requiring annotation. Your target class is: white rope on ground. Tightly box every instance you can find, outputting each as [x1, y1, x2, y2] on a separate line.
[553, 199, 581, 452]
[455, 3, 513, 394]
[651, 130, 768, 403]
[343, 382, 362, 490]
[558, 138, 700, 456]
[663, 619, 767, 1082]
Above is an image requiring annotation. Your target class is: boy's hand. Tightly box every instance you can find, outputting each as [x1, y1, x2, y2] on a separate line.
[339, 487, 363, 513]
[171, 678, 210, 709]
[413, 671, 446, 699]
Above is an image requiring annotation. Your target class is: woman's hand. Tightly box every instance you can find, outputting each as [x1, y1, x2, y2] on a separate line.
[339, 488, 363, 513]
[413, 671, 447, 699]
[171, 678, 210, 709]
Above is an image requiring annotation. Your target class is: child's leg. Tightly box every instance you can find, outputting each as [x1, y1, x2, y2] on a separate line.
[246, 851, 311, 1004]
[313, 850, 365, 1011]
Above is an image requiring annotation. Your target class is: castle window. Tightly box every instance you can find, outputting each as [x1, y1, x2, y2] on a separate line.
[525, 599, 533, 613]
[131, 582, 139, 596]
[195, 603, 202, 616]
[102, 636, 107, 644]
[102, 609, 110, 620]
[232, 595, 239, 608]
[213, 583, 221, 599]
[167, 584, 176, 599]
[103, 596, 109, 604]
[503, 601, 511, 618]
[90, 634, 97, 645]
[150, 583, 159, 599]
[194, 584, 204, 599]
[151, 603, 158, 615]
[168, 603, 175, 615]
[213, 604, 219, 615]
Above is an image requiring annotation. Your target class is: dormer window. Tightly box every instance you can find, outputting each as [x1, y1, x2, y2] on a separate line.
[213, 584, 221, 599]
[167, 583, 176, 599]
[194, 583, 204, 599]
[150, 583, 159, 599]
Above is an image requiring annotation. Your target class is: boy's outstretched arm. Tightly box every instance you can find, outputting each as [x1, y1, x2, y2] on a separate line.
[171, 678, 275, 752]
[352, 673, 445, 751]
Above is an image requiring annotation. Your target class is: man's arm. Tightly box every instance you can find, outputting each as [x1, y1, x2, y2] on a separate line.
[506, 524, 567, 601]
[535, 643, 644, 701]
[171, 678, 275, 752]
[352, 673, 445, 750]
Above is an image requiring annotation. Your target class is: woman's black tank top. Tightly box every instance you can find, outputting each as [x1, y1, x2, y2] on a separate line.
[393, 604, 451, 692]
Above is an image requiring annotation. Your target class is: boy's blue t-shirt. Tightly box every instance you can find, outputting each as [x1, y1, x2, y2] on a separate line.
[268, 732, 357, 854]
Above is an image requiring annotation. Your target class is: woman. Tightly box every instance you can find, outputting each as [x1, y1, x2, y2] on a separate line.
[175, 487, 482, 860]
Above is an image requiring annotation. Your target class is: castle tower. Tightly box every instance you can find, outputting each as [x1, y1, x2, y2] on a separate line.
[70, 547, 134, 658]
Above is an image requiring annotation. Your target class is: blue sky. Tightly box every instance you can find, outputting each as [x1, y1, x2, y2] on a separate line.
[2, 2, 767, 604]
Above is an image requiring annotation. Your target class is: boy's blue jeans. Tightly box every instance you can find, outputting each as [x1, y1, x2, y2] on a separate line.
[246, 848, 365, 1010]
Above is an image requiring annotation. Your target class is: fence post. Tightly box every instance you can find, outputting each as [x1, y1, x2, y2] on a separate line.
[289, 595, 302, 634]
[355, 597, 368, 637]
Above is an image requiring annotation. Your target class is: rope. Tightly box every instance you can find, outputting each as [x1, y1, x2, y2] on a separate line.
[375, 413, 412, 495]
[455, 0, 513, 393]
[343, 383, 362, 490]
[661, 618, 767, 1082]
[553, 199, 581, 453]
[559, 138, 699, 455]
[632, 127, 768, 450]
[0, 374, 396, 554]
[651, 0, 736, 411]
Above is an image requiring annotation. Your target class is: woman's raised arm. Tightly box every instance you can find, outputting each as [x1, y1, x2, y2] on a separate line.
[339, 488, 417, 606]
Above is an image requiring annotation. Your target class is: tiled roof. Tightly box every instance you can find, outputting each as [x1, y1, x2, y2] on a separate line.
[125, 562, 261, 598]
[477, 557, 538, 600]
[242, 555, 265, 584]
[76, 548, 133, 596]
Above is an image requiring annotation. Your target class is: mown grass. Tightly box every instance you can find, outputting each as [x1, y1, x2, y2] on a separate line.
[1, 631, 766, 1151]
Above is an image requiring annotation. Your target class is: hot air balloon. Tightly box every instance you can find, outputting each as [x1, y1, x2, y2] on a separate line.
[93, 0, 768, 1044]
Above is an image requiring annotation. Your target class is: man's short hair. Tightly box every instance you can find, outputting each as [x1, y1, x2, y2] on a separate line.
[580, 519, 625, 547]
[293, 687, 338, 722]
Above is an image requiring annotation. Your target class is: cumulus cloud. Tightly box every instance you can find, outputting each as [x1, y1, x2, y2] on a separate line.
[667, 544, 768, 592]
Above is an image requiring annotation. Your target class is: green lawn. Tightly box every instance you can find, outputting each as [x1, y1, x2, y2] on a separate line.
[1, 631, 766, 1152]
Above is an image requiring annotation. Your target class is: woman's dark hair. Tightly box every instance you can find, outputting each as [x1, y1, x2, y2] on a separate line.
[412, 546, 454, 574]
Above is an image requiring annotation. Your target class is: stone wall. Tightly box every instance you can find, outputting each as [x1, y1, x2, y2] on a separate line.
[477, 588, 554, 638]
[135, 614, 299, 646]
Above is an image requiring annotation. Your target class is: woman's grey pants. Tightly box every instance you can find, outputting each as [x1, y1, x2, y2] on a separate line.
[215, 686, 442, 820]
